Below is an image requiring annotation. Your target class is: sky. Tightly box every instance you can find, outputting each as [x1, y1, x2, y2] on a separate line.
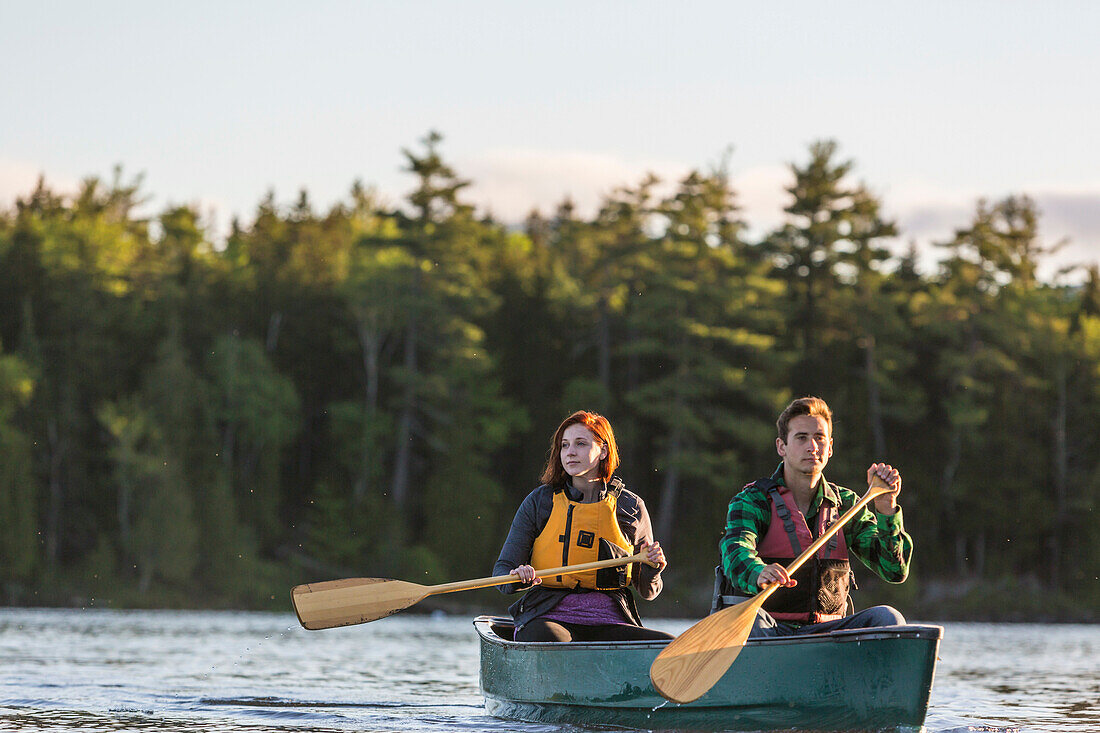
[3, 1, 1099, 280]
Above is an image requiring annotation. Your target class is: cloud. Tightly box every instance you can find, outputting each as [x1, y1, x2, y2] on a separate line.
[460, 151, 1100, 282]
[733, 164, 791, 237]
[458, 149, 687, 221]
[0, 159, 236, 247]
[8, 149, 1096, 280]
[884, 182, 1100, 277]
[1030, 190, 1100, 275]
[0, 159, 79, 207]
[1034, 190, 1100, 243]
[457, 148, 796, 238]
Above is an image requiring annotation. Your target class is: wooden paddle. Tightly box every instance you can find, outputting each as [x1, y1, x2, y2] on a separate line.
[292, 551, 654, 630]
[649, 475, 894, 704]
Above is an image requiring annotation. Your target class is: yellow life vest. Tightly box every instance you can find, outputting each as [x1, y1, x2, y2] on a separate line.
[530, 485, 635, 590]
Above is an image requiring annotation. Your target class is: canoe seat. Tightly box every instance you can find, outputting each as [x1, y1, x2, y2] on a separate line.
[711, 565, 854, 615]
[484, 616, 515, 640]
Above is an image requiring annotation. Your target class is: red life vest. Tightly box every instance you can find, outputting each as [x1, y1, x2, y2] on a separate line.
[756, 480, 851, 624]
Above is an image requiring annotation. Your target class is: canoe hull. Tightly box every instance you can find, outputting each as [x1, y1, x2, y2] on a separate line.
[476, 616, 941, 731]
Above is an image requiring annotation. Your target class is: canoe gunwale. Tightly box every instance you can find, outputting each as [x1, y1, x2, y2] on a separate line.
[474, 613, 944, 650]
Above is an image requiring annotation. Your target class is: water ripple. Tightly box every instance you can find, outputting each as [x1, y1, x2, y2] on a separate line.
[1, 609, 1096, 732]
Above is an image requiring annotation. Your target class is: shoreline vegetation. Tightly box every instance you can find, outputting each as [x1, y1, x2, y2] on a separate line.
[2, 133, 1099, 624]
[4, 570, 1095, 625]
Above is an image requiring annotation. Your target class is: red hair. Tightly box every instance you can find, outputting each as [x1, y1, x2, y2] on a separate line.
[539, 410, 621, 486]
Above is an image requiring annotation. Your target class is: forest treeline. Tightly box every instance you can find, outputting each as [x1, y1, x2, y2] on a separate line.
[1, 133, 1098, 620]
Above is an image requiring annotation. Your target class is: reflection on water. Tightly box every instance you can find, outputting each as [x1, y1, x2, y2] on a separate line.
[0, 608, 1095, 732]
[921, 621, 1099, 733]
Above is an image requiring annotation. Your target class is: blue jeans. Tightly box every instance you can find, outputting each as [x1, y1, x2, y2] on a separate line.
[749, 604, 906, 638]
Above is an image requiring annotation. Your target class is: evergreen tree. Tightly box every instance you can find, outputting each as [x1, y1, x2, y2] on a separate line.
[337, 241, 414, 503]
[914, 196, 1051, 578]
[5, 173, 152, 568]
[101, 337, 203, 592]
[205, 334, 300, 549]
[764, 140, 897, 399]
[0, 341, 36, 590]
[624, 168, 784, 564]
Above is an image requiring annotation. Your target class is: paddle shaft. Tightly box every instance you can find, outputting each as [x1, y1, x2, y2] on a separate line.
[292, 551, 656, 630]
[426, 551, 652, 596]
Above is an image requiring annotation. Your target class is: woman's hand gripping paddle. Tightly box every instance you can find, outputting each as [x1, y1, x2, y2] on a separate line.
[648, 475, 893, 704]
[292, 551, 654, 630]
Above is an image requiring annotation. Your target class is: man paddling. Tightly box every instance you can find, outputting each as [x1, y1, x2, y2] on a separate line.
[715, 396, 913, 637]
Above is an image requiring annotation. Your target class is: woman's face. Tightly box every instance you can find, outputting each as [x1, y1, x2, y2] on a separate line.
[560, 423, 607, 482]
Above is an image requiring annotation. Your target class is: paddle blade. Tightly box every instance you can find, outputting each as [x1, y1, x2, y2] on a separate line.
[650, 596, 763, 704]
[292, 577, 428, 630]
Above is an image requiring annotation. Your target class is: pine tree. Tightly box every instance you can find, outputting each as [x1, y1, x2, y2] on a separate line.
[624, 167, 784, 563]
[0, 341, 36, 589]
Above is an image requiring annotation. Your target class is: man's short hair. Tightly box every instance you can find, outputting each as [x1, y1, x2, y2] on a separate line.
[777, 396, 833, 443]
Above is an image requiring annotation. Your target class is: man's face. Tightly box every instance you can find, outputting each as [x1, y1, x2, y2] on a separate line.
[777, 415, 833, 475]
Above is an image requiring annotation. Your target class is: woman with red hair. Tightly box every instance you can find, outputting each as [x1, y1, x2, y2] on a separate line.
[493, 410, 672, 642]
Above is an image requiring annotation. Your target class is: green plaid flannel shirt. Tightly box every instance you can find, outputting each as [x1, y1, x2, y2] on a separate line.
[719, 467, 913, 596]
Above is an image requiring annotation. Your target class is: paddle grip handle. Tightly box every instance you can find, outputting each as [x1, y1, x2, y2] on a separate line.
[426, 551, 651, 596]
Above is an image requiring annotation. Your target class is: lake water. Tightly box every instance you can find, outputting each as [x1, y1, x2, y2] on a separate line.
[0, 608, 1095, 732]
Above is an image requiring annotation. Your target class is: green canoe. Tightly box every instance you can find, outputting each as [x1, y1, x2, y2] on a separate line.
[475, 615, 942, 731]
